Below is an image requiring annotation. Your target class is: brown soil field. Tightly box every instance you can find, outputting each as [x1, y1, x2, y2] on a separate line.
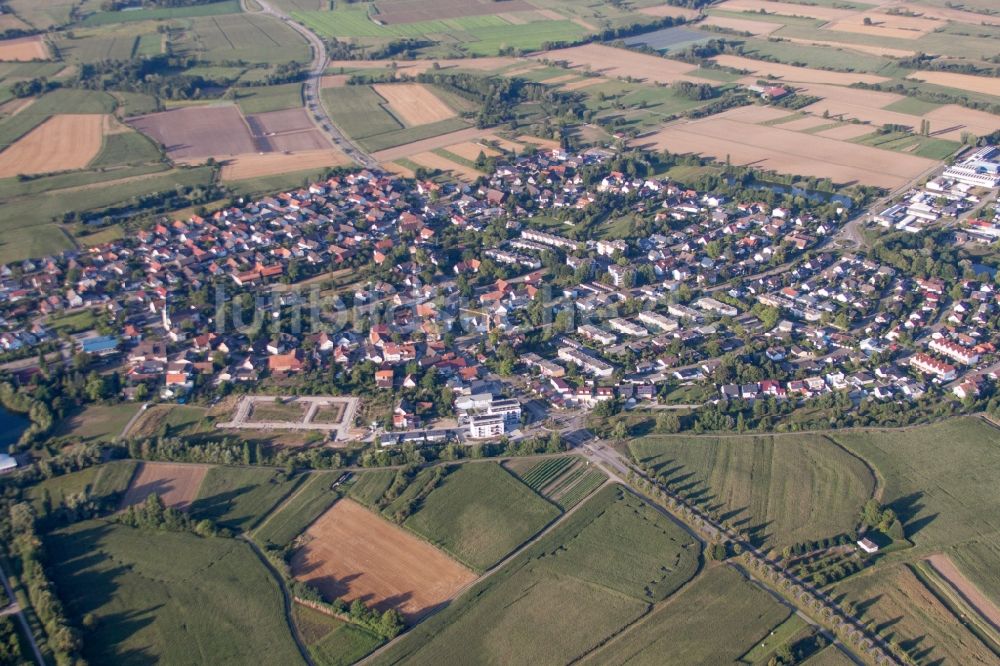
[635, 115, 937, 188]
[927, 554, 1000, 630]
[699, 15, 780, 35]
[120, 462, 208, 511]
[815, 123, 875, 140]
[445, 140, 500, 160]
[220, 148, 350, 181]
[370, 126, 493, 161]
[713, 55, 888, 85]
[289, 499, 476, 619]
[561, 77, 606, 91]
[246, 108, 315, 135]
[713, 0, 855, 21]
[776, 115, 831, 131]
[0, 114, 104, 177]
[907, 71, 1000, 97]
[535, 44, 714, 85]
[0, 35, 49, 61]
[785, 37, 915, 57]
[638, 5, 699, 19]
[409, 151, 483, 182]
[372, 83, 456, 127]
[373, 0, 533, 23]
[923, 105, 1000, 142]
[129, 105, 257, 161]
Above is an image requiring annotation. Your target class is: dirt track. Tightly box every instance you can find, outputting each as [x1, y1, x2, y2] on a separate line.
[289, 499, 475, 619]
[927, 554, 1000, 630]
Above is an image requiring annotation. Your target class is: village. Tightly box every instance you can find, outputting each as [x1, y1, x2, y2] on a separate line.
[0, 143, 999, 447]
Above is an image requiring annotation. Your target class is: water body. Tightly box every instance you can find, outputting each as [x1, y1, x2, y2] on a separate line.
[0, 407, 29, 454]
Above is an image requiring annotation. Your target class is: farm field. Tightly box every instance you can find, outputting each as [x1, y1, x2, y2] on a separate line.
[346, 469, 396, 507]
[293, 602, 384, 666]
[634, 109, 939, 189]
[506, 456, 608, 510]
[253, 472, 342, 548]
[404, 463, 562, 571]
[533, 44, 715, 85]
[906, 71, 1000, 98]
[712, 54, 888, 86]
[290, 498, 477, 619]
[121, 462, 208, 511]
[48, 520, 304, 665]
[372, 485, 700, 665]
[833, 563, 997, 665]
[0, 114, 105, 177]
[25, 460, 137, 512]
[580, 565, 792, 665]
[371, 83, 456, 127]
[127, 104, 257, 161]
[372, 0, 534, 24]
[52, 402, 141, 443]
[369, 126, 493, 162]
[408, 151, 482, 182]
[221, 149, 349, 181]
[177, 13, 310, 65]
[629, 433, 876, 548]
[0, 35, 49, 61]
[829, 418, 1000, 604]
[189, 466, 304, 531]
[234, 82, 303, 114]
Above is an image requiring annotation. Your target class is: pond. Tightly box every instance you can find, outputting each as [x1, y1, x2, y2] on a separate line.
[0, 407, 29, 454]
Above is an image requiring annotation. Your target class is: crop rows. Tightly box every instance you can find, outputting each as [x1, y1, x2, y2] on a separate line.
[545, 465, 585, 496]
[520, 458, 575, 491]
[557, 471, 606, 510]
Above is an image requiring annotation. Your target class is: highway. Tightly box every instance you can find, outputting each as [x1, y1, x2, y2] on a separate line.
[240, 0, 378, 169]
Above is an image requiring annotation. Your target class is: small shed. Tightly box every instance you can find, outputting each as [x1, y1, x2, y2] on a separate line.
[857, 537, 879, 554]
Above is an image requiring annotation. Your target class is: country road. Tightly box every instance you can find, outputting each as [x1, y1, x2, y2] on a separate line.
[240, 0, 378, 169]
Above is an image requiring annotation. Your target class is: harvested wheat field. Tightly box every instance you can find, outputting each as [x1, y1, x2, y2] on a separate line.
[0, 35, 49, 61]
[815, 123, 875, 140]
[320, 74, 348, 88]
[715, 104, 792, 124]
[894, 2, 1000, 26]
[802, 99, 923, 129]
[714, 55, 888, 85]
[445, 141, 500, 161]
[699, 15, 780, 36]
[927, 554, 1000, 629]
[370, 126, 493, 162]
[923, 105, 1000, 142]
[785, 37, 915, 58]
[535, 44, 713, 85]
[907, 71, 1000, 97]
[409, 151, 483, 182]
[290, 499, 476, 619]
[776, 115, 831, 131]
[0, 114, 104, 177]
[713, 0, 855, 21]
[373, 83, 455, 127]
[635, 115, 937, 188]
[775, 81, 903, 109]
[561, 77, 606, 91]
[383, 161, 415, 178]
[220, 148, 350, 181]
[828, 11, 939, 40]
[120, 462, 208, 511]
[638, 5, 699, 19]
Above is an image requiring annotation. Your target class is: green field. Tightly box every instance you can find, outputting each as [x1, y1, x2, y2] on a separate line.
[53, 403, 142, 443]
[346, 469, 396, 507]
[190, 467, 304, 532]
[630, 434, 876, 548]
[236, 82, 304, 114]
[293, 603, 383, 666]
[581, 565, 791, 664]
[24, 459, 138, 513]
[78, 0, 241, 25]
[90, 131, 164, 168]
[48, 520, 304, 664]
[829, 418, 1000, 602]
[175, 13, 311, 65]
[374, 485, 700, 664]
[322, 85, 404, 139]
[253, 472, 341, 547]
[404, 463, 561, 571]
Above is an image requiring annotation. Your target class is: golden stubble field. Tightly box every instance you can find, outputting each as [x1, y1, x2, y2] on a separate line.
[0, 114, 104, 177]
[372, 83, 457, 127]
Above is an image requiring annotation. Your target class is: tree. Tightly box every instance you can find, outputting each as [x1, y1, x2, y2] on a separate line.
[611, 420, 629, 441]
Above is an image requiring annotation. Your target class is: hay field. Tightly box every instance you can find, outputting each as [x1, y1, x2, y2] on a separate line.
[907, 71, 1000, 97]
[0, 35, 49, 61]
[535, 44, 714, 85]
[445, 141, 500, 160]
[220, 148, 349, 181]
[0, 114, 104, 177]
[712, 0, 855, 21]
[816, 123, 874, 140]
[410, 151, 483, 182]
[562, 77, 606, 91]
[372, 83, 456, 127]
[327, 56, 518, 76]
[370, 126, 493, 161]
[776, 115, 831, 131]
[120, 462, 208, 510]
[828, 11, 939, 40]
[699, 15, 780, 35]
[245, 108, 314, 134]
[923, 105, 1000, 141]
[713, 54, 888, 85]
[636, 114, 938, 188]
[714, 104, 791, 123]
[290, 499, 476, 619]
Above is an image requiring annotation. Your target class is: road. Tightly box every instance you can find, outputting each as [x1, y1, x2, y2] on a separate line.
[0, 561, 45, 665]
[240, 0, 377, 169]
